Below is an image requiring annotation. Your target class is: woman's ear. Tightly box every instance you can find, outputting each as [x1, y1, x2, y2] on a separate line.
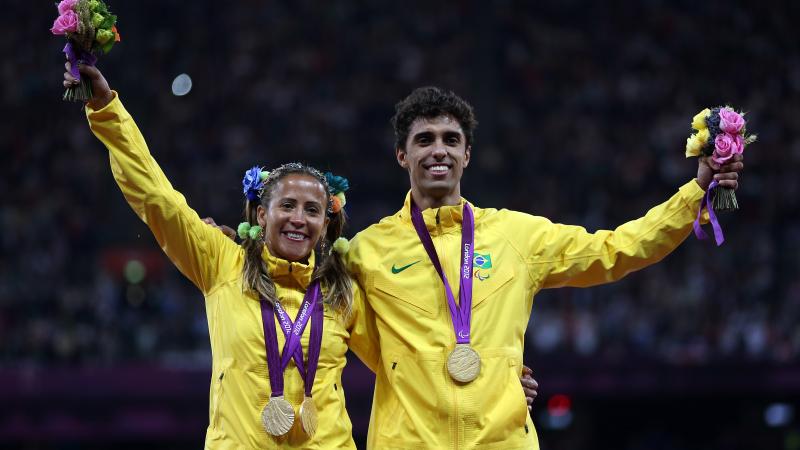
[256, 204, 267, 228]
[318, 216, 331, 248]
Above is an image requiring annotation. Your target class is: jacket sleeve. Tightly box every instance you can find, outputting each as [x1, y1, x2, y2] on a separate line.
[345, 278, 380, 373]
[515, 180, 707, 289]
[86, 92, 236, 294]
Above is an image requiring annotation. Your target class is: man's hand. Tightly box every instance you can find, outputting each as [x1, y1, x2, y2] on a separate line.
[202, 217, 237, 241]
[520, 365, 539, 412]
[63, 61, 113, 110]
[696, 154, 744, 191]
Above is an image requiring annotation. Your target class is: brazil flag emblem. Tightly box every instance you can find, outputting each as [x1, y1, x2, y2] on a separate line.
[473, 253, 492, 269]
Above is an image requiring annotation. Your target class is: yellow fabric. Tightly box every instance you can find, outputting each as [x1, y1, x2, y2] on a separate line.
[87, 92, 379, 449]
[345, 182, 706, 450]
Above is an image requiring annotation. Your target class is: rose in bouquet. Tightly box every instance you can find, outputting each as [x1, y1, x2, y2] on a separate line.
[685, 106, 756, 211]
[50, 0, 120, 102]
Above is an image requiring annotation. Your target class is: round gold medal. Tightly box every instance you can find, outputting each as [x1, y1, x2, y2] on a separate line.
[261, 395, 295, 436]
[299, 396, 318, 437]
[447, 344, 481, 383]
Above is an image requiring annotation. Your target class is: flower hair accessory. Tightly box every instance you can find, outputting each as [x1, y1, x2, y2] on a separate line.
[325, 172, 349, 214]
[237, 222, 263, 240]
[332, 237, 350, 255]
[242, 166, 269, 201]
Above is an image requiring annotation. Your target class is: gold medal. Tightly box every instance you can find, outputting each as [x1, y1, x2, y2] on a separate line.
[447, 344, 481, 383]
[299, 396, 318, 437]
[261, 395, 295, 436]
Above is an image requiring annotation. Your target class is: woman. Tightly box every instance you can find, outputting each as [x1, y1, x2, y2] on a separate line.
[64, 63, 538, 449]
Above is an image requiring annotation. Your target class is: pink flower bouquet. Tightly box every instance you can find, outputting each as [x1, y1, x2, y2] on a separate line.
[685, 106, 756, 211]
[51, 0, 120, 102]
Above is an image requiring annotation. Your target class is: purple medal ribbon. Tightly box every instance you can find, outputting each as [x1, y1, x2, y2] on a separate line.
[260, 280, 324, 398]
[304, 296, 324, 396]
[273, 301, 307, 376]
[693, 180, 725, 246]
[410, 201, 475, 344]
[63, 42, 97, 82]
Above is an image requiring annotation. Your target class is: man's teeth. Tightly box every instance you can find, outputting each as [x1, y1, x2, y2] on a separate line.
[429, 165, 448, 173]
[286, 232, 305, 240]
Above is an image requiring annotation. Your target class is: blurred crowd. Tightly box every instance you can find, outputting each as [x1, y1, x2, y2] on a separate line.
[2, 0, 799, 369]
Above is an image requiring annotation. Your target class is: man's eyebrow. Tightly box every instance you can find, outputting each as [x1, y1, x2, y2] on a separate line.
[411, 130, 435, 140]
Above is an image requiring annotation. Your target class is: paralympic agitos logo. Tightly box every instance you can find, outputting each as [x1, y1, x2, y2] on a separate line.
[473, 252, 492, 281]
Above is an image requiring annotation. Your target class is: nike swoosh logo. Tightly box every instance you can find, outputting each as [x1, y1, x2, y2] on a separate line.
[391, 260, 421, 274]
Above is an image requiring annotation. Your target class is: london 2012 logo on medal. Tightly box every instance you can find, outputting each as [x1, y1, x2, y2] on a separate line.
[473, 252, 492, 281]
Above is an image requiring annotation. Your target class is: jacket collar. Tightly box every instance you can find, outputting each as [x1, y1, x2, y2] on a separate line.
[261, 246, 316, 288]
[396, 190, 478, 234]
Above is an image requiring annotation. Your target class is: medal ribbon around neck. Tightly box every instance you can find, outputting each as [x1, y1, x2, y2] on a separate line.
[260, 280, 323, 436]
[260, 280, 324, 399]
[410, 201, 475, 345]
[272, 301, 306, 376]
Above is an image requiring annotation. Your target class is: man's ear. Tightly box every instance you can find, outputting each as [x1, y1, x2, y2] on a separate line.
[396, 147, 408, 169]
[463, 145, 471, 168]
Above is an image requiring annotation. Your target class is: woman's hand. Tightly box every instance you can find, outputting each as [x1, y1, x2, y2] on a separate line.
[63, 61, 114, 110]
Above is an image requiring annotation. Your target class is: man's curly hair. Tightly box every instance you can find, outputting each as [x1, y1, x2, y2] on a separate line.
[391, 86, 478, 150]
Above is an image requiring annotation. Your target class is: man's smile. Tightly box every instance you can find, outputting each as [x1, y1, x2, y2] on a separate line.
[424, 162, 452, 177]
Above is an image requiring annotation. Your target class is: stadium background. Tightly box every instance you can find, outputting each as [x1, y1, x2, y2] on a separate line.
[3, 1, 800, 449]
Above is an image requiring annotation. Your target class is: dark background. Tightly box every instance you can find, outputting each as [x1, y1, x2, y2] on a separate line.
[3, 1, 800, 449]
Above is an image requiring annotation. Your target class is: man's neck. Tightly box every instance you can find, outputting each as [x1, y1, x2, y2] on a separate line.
[411, 187, 462, 211]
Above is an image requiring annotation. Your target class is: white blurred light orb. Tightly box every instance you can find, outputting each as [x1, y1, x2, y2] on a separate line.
[171, 73, 193, 96]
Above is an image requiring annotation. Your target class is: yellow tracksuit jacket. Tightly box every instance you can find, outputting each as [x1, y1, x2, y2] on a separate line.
[345, 184, 707, 450]
[87, 93, 379, 449]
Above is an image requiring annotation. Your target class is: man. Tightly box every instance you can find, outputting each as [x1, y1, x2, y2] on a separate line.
[344, 86, 742, 449]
